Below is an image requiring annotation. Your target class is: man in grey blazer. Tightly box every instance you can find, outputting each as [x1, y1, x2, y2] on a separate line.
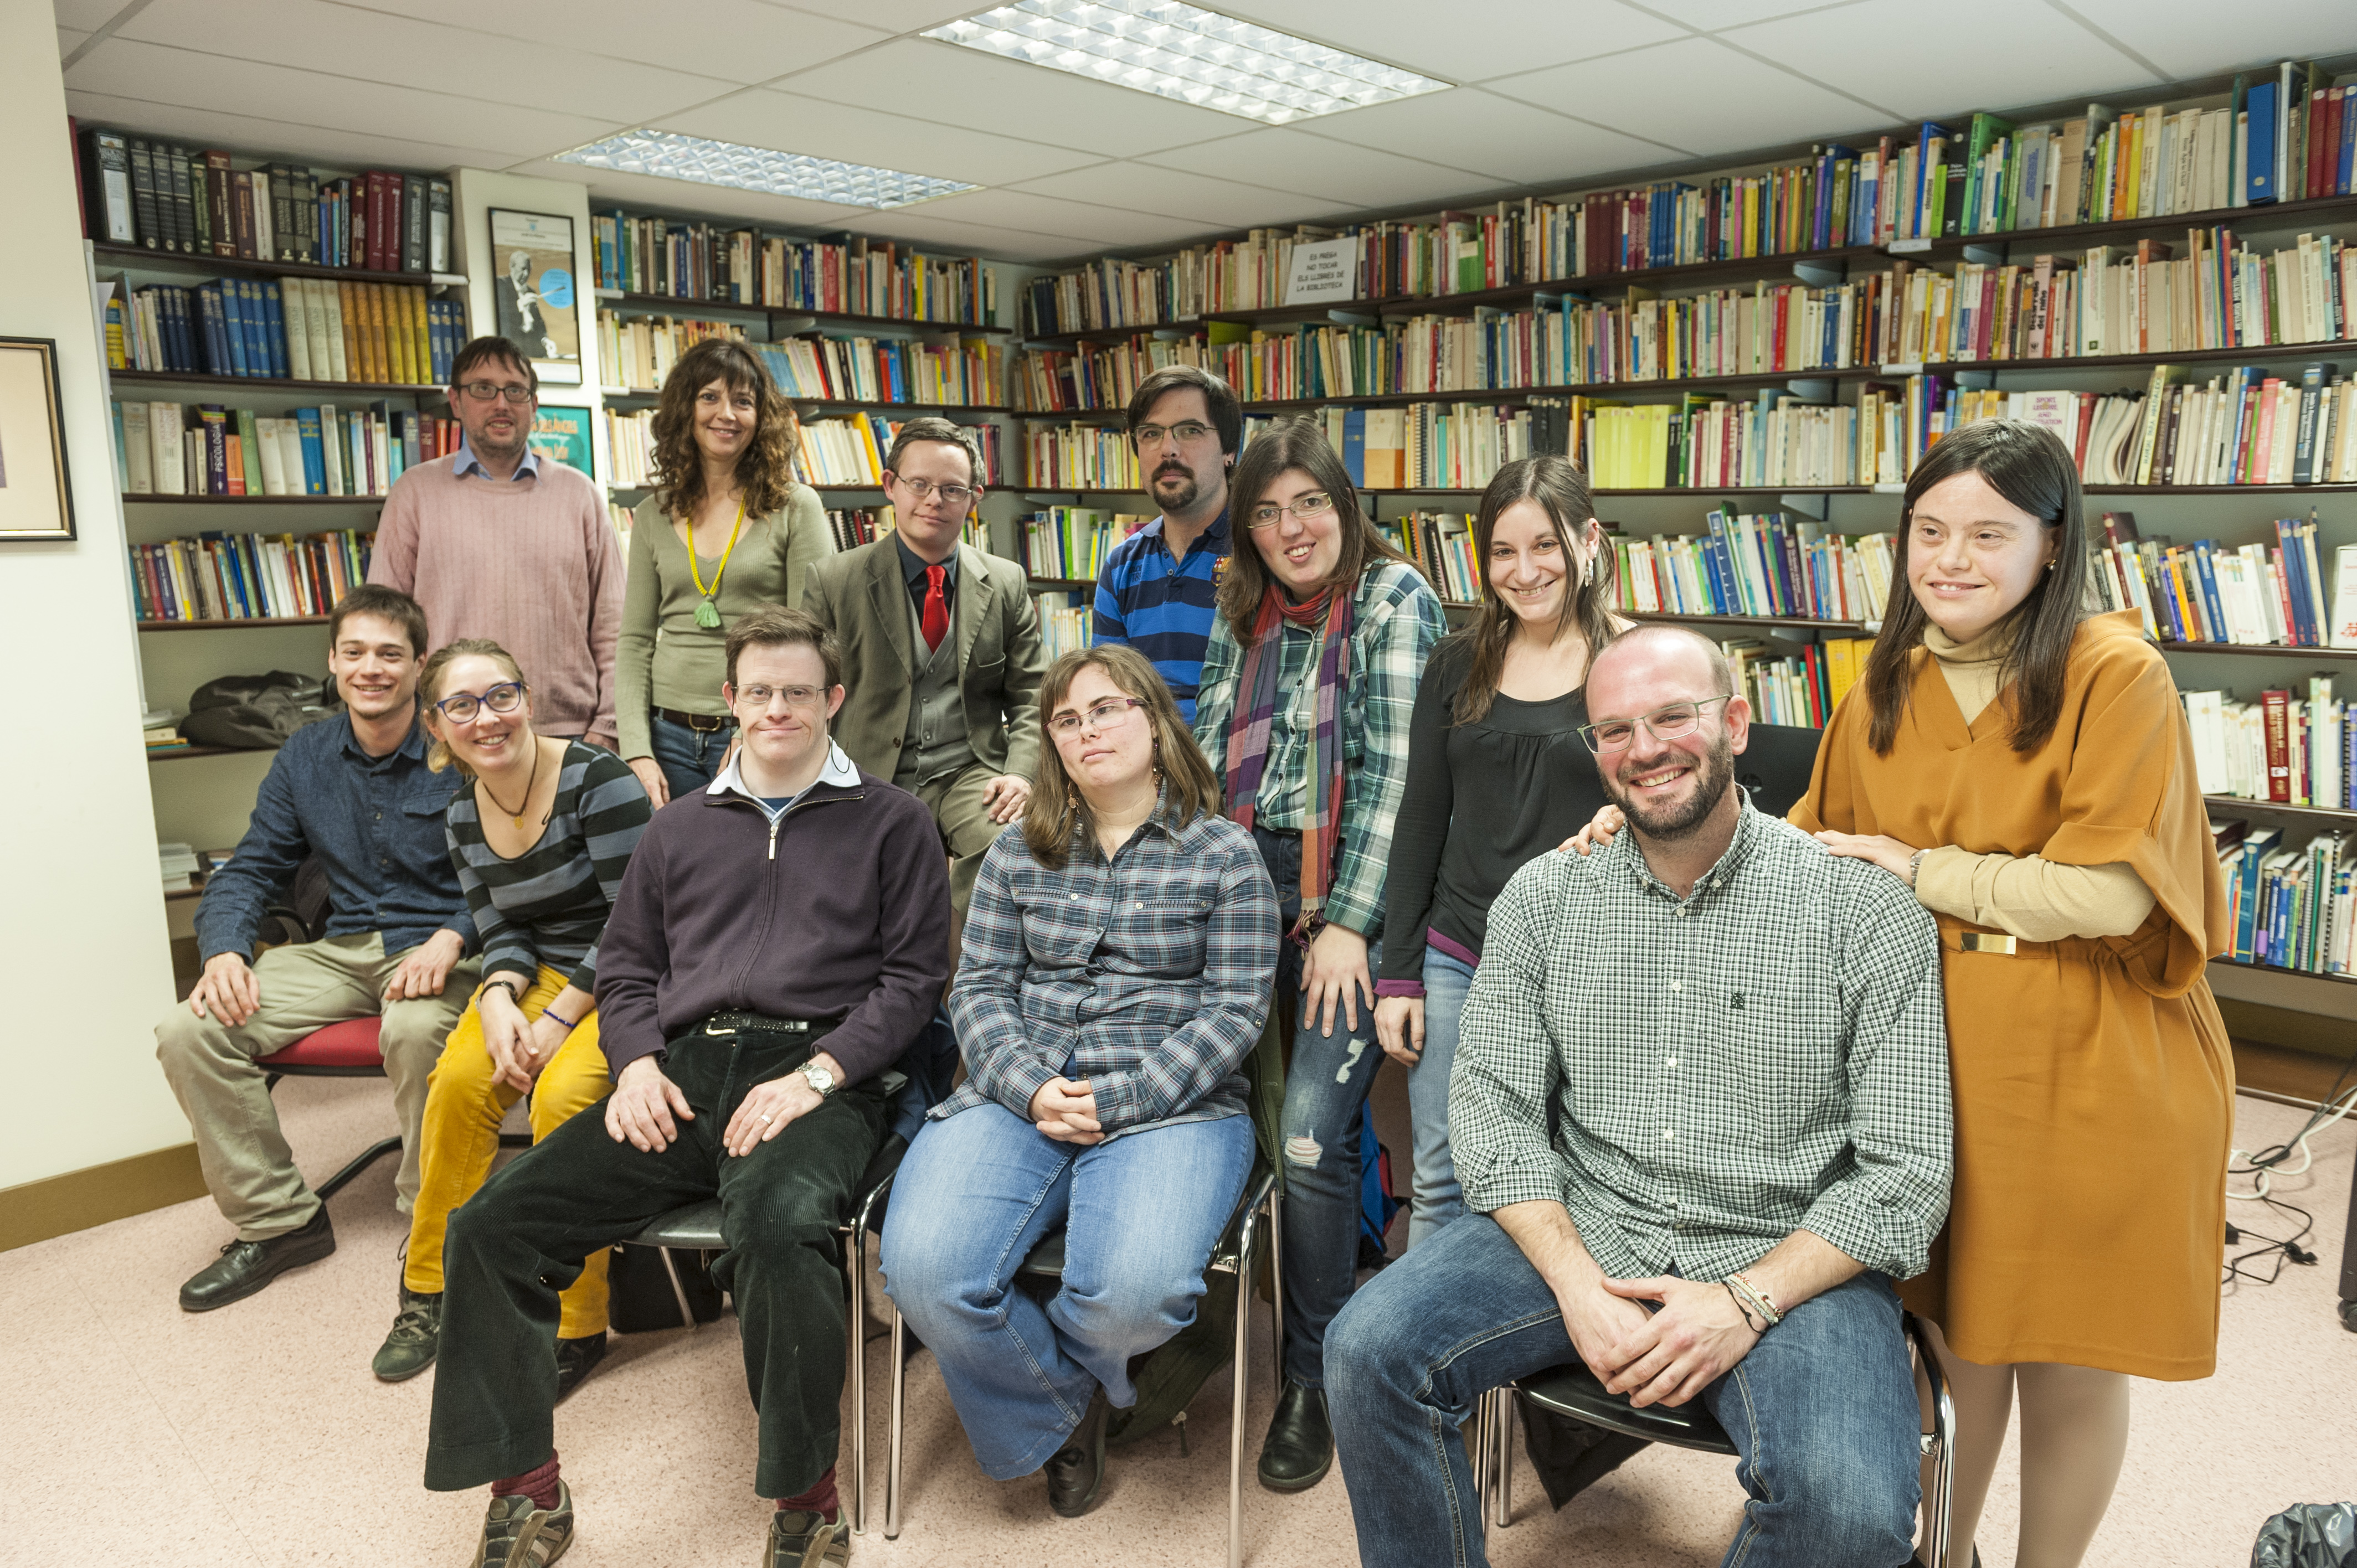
[802, 416, 1046, 919]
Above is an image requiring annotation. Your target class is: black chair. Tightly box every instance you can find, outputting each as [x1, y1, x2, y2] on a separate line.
[1473, 1310, 1955, 1565]
[1736, 721, 1826, 818]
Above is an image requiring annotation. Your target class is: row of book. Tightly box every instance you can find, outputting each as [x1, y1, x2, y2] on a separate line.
[114, 400, 450, 498]
[592, 214, 996, 326]
[1957, 364, 2357, 488]
[604, 408, 1005, 493]
[2186, 680, 2350, 807]
[595, 312, 1010, 408]
[105, 275, 463, 387]
[2086, 514, 2352, 649]
[1613, 518, 1899, 625]
[78, 127, 451, 274]
[128, 529, 373, 623]
[1020, 508, 1147, 582]
[1376, 513, 1480, 604]
[1034, 590, 1095, 662]
[2211, 820, 2357, 975]
[1722, 639, 1870, 730]
[1252, 401, 1575, 492]
[1023, 422, 1145, 492]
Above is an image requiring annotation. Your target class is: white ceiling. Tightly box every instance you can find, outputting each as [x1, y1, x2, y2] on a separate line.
[55, 0, 2357, 267]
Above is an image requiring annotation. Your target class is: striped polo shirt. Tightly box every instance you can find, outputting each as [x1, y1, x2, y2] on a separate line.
[445, 740, 653, 995]
[1091, 510, 1232, 724]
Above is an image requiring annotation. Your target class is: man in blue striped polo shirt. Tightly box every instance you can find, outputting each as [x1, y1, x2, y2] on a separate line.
[1090, 365, 1239, 723]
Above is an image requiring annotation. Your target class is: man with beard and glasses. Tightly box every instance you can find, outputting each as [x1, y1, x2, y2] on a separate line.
[1090, 365, 1238, 724]
[1323, 624, 1954, 1568]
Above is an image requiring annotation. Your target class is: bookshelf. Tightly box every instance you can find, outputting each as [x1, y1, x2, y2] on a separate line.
[2206, 797, 2357, 824]
[596, 287, 1013, 338]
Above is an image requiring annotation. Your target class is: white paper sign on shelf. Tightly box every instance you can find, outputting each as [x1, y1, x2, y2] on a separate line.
[1284, 239, 1358, 306]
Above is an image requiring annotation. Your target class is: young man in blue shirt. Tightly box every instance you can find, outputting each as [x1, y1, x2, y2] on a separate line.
[1090, 365, 1238, 723]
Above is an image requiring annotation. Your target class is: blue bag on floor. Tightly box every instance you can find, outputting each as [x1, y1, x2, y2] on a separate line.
[1359, 1102, 1401, 1265]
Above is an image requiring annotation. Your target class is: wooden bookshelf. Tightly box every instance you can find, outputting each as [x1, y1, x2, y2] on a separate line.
[1028, 576, 1097, 591]
[595, 287, 1012, 337]
[1626, 608, 1871, 632]
[2212, 955, 2357, 990]
[120, 493, 386, 505]
[2205, 796, 2357, 823]
[138, 616, 332, 631]
[112, 370, 443, 396]
[2156, 640, 2357, 659]
[602, 386, 1015, 415]
[93, 241, 466, 291]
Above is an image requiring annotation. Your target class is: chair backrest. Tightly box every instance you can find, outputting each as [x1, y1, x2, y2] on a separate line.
[1736, 722, 1825, 819]
[1243, 1002, 1284, 1190]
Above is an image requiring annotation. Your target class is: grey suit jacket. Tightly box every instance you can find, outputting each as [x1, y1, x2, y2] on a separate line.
[801, 539, 1047, 785]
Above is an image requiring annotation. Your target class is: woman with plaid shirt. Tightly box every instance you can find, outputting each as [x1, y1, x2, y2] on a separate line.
[883, 644, 1278, 1520]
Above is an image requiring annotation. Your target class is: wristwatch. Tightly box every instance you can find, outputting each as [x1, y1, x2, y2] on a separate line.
[799, 1061, 838, 1099]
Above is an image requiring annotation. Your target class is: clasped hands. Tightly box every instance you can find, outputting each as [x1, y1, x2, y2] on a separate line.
[1028, 1076, 1103, 1144]
[1558, 1270, 1762, 1409]
[603, 1050, 837, 1156]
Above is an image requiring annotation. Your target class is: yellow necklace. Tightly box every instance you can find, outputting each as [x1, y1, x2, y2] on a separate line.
[688, 494, 748, 628]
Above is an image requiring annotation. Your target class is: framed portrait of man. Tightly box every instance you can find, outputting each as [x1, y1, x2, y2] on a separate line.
[488, 208, 581, 385]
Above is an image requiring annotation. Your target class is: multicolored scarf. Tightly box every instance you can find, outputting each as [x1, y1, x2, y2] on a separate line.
[1223, 580, 1356, 939]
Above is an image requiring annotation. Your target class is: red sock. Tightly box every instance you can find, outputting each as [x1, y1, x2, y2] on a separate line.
[777, 1465, 838, 1520]
[493, 1451, 562, 1512]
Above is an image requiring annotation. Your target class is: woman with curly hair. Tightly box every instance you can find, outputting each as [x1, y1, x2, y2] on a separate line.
[617, 335, 834, 803]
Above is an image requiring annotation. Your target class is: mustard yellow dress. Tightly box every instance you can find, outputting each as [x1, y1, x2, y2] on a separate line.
[1789, 610, 2233, 1378]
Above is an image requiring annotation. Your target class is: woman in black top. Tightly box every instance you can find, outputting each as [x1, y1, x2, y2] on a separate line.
[1373, 455, 1623, 1247]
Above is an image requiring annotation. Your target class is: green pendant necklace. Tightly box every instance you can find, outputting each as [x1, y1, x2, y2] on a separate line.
[688, 494, 748, 628]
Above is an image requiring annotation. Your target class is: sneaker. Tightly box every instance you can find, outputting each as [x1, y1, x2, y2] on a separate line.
[766, 1509, 848, 1567]
[373, 1287, 442, 1381]
[476, 1479, 573, 1568]
[553, 1332, 607, 1403]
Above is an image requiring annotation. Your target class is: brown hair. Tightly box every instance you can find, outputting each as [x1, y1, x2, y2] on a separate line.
[449, 336, 537, 395]
[1217, 418, 1413, 641]
[328, 583, 428, 658]
[883, 415, 984, 486]
[1127, 364, 1242, 455]
[1860, 419, 2088, 756]
[724, 603, 843, 692]
[1022, 644, 1222, 870]
[649, 337, 801, 522]
[419, 639, 527, 776]
[1447, 455, 1619, 726]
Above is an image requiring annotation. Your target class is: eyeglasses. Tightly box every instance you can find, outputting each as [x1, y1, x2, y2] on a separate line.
[732, 683, 827, 713]
[1047, 696, 1145, 737]
[1133, 420, 1216, 448]
[892, 476, 979, 509]
[1247, 492, 1335, 530]
[434, 681, 527, 724]
[1577, 696, 1733, 755]
[457, 381, 535, 405]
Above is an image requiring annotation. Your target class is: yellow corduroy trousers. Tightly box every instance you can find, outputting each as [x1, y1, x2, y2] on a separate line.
[404, 967, 613, 1337]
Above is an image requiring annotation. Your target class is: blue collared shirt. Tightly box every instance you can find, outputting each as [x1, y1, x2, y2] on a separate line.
[1092, 510, 1231, 724]
[193, 711, 476, 962]
[450, 436, 542, 482]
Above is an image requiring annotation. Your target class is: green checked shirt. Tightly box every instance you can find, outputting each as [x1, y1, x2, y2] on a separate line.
[1451, 796, 1954, 1282]
[1193, 559, 1445, 940]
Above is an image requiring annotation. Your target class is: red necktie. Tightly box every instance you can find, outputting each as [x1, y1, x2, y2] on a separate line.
[921, 564, 949, 653]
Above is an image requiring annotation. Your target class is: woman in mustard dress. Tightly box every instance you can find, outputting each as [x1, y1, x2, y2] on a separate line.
[1790, 419, 2232, 1568]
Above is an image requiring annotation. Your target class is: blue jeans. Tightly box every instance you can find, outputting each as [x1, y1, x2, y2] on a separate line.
[1404, 946, 1473, 1249]
[647, 712, 733, 798]
[1327, 1214, 1921, 1568]
[1255, 824, 1386, 1389]
[882, 1101, 1255, 1479]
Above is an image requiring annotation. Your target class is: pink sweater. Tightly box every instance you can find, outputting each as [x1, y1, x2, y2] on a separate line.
[369, 455, 624, 744]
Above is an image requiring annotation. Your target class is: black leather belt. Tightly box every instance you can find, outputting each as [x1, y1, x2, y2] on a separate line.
[703, 1012, 812, 1035]
[655, 706, 735, 733]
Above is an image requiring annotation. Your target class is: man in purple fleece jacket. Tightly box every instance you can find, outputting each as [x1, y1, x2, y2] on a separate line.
[423, 606, 949, 1568]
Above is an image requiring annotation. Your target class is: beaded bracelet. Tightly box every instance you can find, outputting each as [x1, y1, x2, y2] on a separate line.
[543, 1010, 581, 1032]
[1727, 1271, 1784, 1328]
[1723, 1280, 1770, 1334]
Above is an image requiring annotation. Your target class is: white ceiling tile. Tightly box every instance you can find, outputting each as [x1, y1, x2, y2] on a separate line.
[65, 38, 624, 160]
[900, 188, 1215, 249]
[1301, 89, 1685, 187]
[848, 209, 1103, 265]
[115, 0, 735, 125]
[59, 25, 88, 55]
[1007, 162, 1356, 229]
[501, 158, 870, 228]
[61, 88, 528, 174]
[765, 0, 976, 30]
[339, 0, 891, 87]
[2053, 0, 2357, 82]
[1486, 35, 1883, 158]
[1724, 0, 2159, 123]
[770, 37, 1252, 158]
[1203, 0, 1689, 84]
[652, 89, 1102, 187]
[54, 0, 126, 31]
[1634, 0, 1867, 30]
[1136, 128, 1488, 209]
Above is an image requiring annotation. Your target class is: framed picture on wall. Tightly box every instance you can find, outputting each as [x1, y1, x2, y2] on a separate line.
[0, 337, 76, 543]
[488, 208, 581, 385]
[529, 405, 594, 477]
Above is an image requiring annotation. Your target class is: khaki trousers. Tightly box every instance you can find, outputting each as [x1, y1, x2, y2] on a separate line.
[155, 932, 479, 1240]
[903, 761, 1004, 922]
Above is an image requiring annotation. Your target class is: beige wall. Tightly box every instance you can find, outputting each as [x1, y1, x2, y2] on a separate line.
[0, 9, 186, 1189]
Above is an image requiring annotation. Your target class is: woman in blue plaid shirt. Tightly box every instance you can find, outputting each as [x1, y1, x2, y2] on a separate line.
[883, 644, 1278, 1520]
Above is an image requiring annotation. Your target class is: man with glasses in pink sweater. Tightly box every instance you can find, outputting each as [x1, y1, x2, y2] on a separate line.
[369, 336, 623, 751]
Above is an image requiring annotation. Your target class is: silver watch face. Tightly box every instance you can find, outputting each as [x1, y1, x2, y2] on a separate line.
[803, 1063, 835, 1094]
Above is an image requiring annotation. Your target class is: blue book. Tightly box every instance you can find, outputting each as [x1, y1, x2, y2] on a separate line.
[2339, 87, 2355, 196]
[2231, 847, 2260, 961]
[220, 281, 254, 377]
[197, 284, 235, 376]
[2245, 80, 2279, 204]
[2273, 520, 2312, 644]
[1340, 408, 1366, 487]
[241, 279, 272, 377]
[259, 282, 289, 379]
[294, 406, 326, 495]
[2190, 543, 2230, 643]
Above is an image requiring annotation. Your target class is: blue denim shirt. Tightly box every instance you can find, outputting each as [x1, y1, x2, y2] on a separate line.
[193, 710, 476, 963]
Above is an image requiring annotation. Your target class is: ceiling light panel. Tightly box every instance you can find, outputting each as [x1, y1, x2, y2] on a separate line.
[555, 129, 976, 209]
[924, 0, 1451, 126]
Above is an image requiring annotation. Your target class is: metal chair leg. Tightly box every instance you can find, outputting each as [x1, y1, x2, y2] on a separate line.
[885, 1303, 907, 1539]
[656, 1246, 697, 1332]
[1229, 1218, 1253, 1568]
[1266, 1188, 1286, 1404]
[1468, 1391, 1489, 1517]
[312, 1134, 403, 1200]
[1490, 1386, 1513, 1528]
[1908, 1314, 1956, 1568]
[846, 1223, 868, 1536]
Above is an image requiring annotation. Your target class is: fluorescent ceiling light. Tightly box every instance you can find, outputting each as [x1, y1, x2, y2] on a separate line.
[925, 0, 1450, 126]
[555, 129, 976, 209]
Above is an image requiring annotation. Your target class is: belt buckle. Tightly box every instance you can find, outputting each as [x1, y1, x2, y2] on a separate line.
[688, 712, 729, 734]
[1959, 932, 2016, 955]
[705, 1015, 737, 1035]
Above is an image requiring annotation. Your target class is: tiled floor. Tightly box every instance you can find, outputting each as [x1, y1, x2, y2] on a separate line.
[0, 1079, 2349, 1567]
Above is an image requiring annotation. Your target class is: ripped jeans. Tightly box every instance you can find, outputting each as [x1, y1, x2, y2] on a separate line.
[1254, 824, 1386, 1389]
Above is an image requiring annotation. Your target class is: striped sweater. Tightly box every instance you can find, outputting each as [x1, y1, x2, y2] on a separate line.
[445, 741, 652, 994]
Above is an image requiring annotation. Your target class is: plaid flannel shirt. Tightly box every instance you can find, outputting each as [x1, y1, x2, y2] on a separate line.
[1451, 798, 1954, 1282]
[937, 808, 1278, 1139]
[1192, 559, 1444, 938]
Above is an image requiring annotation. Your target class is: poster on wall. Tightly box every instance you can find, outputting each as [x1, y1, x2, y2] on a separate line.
[489, 208, 581, 385]
[529, 405, 594, 478]
[0, 337, 76, 543]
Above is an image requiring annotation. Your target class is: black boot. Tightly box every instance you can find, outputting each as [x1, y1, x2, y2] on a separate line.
[1257, 1380, 1332, 1492]
[554, 1332, 608, 1402]
[1043, 1388, 1110, 1518]
[178, 1206, 336, 1312]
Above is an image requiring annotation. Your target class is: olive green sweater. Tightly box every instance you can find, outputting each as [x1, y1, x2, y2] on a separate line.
[616, 486, 833, 760]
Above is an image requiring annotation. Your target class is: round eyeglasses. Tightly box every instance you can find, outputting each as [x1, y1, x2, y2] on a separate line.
[434, 681, 527, 724]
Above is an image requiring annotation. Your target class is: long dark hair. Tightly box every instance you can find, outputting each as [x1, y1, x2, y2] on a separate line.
[1218, 419, 1413, 641]
[650, 337, 801, 522]
[1448, 455, 1618, 726]
[1861, 419, 2088, 756]
[1022, 645, 1222, 870]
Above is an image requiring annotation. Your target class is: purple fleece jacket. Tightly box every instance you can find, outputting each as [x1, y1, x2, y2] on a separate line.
[593, 768, 950, 1083]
